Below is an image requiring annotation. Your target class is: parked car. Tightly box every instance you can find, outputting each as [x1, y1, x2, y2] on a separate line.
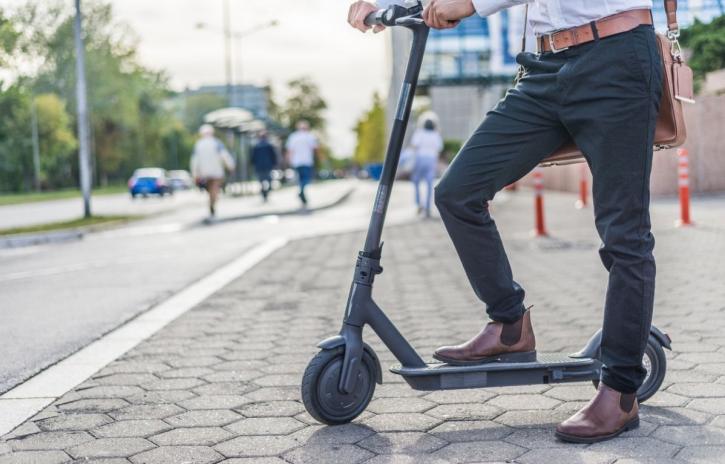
[128, 168, 171, 198]
[168, 169, 193, 191]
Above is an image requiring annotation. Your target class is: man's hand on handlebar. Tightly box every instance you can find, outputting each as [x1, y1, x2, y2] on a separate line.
[348, 1, 385, 33]
[423, 0, 475, 29]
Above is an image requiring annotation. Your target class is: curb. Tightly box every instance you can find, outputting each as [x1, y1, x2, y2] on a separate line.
[208, 185, 357, 225]
[0, 229, 84, 249]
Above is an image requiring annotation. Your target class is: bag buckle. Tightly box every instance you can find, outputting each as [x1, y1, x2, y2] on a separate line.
[548, 33, 569, 53]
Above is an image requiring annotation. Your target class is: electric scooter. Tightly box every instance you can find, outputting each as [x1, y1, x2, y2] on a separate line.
[301, 2, 671, 425]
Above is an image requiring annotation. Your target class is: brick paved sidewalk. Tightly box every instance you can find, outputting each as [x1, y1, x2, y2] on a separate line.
[2, 190, 725, 463]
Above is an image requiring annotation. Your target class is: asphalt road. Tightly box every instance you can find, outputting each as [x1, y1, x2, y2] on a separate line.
[0, 180, 418, 394]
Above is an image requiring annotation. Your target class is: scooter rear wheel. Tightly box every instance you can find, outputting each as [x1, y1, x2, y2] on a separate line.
[593, 334, 667, 403]
[301, 347, 377, 425]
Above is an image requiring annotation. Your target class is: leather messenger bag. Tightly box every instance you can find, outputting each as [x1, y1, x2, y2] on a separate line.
[521, 0, 695, 166]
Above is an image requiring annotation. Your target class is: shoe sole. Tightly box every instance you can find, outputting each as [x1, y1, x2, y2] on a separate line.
[555, 416, 640, 444]
[432, 350, 537, 366]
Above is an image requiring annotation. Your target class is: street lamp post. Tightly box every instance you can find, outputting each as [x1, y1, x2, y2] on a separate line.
[74, 0, 92, 218]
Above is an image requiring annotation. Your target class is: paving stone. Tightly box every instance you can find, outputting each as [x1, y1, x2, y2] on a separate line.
[158, 368, 214, 379]
[588, 437, 679, 459]
[676, 445, 725, 463]
[361, 413, 441, 433]
[241, 387, 299, 402]
[641, 405, 711, 425]
[667, 382, 725, 397]
[9, 431, 94, 450]
[426, 404, 502, 421]
[688, 398, 725, 415]
[368, 398, 436, 414]
[216, 459, 286, 464]
[94, 374, 158, 386]
[36, 414, 111, 432]
[544, 385, 598, 402]
[67, 437, 154, 459]
[0, 451, 71, 464]
[75, 386, 145, 399]
[487, 394, 560, 410]
[284, 443, 373, 464]
[362, 455, 450, 464]
[493, 409, 572, 428]
[130, 446, 223, 464]
[214, 435, 300, 457]
[226, 417, 305, 436]
[192, 383, 257, 396]
[57, 399, 129, 413]
[110, 404, 184, 421]
[140, 378, 206, 391]
[504, 427, 579, 449]
[126, 390, 196, 404]
[151, 427, 233, 446]
[237, 401, 304, 417]
[431, 440, 526, 462]
[357, 432, 447, 454]
[429, 420, 512, 442]
[652, 425, 725, 445]
[422, 389, 495, 404]
[93, 420, 170, 438]
[165, 410, 241, 427]
[178, 395, 251, 410]
[288, 423, 375, 445]
[517, 448, 618, 464]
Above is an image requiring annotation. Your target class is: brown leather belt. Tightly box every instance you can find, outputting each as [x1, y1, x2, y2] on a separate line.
[537, 9, 653, 54]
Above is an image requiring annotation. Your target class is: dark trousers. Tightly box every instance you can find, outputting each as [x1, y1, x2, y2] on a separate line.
[435, 25, 663, 393]
[257, 169, 272, 199]
[296, 166, 314, 205]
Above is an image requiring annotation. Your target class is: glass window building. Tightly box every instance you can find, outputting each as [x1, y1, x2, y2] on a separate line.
[419, 2, 724, 85]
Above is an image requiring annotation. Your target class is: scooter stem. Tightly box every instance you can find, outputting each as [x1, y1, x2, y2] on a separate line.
[363, 22, 429, 253]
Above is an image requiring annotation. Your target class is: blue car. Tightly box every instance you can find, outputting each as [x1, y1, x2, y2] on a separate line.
[128, 168, 172, 198]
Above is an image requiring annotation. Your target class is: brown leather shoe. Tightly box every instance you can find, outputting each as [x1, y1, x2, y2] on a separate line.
[556, 383, 639, 443]
[433, 309, 536, 365]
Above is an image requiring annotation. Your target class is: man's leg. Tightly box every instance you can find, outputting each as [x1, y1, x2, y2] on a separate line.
[433, 52, 571, 364]
[297, 166, 311, 205]
[562, 25, 662, 394]
[435, 64, 569, 324]
[556, 25, 663, 443]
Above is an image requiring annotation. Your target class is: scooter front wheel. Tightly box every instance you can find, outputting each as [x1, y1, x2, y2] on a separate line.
[301, 347, 377, 425]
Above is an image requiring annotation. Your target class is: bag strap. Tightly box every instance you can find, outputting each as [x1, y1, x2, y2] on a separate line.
[664, 0, 678, 34]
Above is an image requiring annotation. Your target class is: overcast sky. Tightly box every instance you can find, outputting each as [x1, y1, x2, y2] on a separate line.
[4, 0, 392, 156]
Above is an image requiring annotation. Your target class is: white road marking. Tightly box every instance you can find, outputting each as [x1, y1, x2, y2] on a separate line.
[0, 237, 288, 437]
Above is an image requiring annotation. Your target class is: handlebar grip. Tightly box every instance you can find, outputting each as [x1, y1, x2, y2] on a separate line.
[364, 10, 384, 27]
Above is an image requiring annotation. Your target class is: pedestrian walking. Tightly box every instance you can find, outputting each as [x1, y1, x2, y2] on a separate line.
[285, 120, 319, 208]
[191, 124, 235, 218]
[409, 117, 443, 218]
[252, 130, 279, 202]
[350, 0, 663, 443]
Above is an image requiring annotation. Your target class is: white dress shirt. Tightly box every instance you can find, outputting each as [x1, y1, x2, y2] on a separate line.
[285, 130, 319, 167]
[471, 0, 653, 35]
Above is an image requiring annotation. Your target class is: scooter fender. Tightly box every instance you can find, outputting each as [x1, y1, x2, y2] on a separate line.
[317, 335, 383, 385]
[570, 326, 672, 359]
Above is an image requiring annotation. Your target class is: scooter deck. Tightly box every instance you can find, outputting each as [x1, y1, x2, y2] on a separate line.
[390, 353, 599, 391]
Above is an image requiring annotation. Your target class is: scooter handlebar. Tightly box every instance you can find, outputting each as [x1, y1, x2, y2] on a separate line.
[364, 2, 424, 28]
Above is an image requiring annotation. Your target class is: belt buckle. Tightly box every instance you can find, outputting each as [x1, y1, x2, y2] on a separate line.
[548, 33, 569, 53]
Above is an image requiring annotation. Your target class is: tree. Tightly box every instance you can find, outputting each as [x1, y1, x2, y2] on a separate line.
[680, 15, 725, 89]
[182, 93, 226, 133]
[34, 93, 77, 189]
[353, 93, 386, 165]
[0, 84, 33, 192]
[278, 77, 328, 131]
[0, 8, 20, 66]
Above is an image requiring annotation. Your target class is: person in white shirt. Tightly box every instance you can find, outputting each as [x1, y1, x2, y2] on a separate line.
[191, 124, 235, 217]
[409, 117, 444, 218]
[349, 0, 663, 442]
[285, 120, 319, 207]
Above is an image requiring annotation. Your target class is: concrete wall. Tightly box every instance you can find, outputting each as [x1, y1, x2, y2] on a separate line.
[520, 95, 725, 196]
